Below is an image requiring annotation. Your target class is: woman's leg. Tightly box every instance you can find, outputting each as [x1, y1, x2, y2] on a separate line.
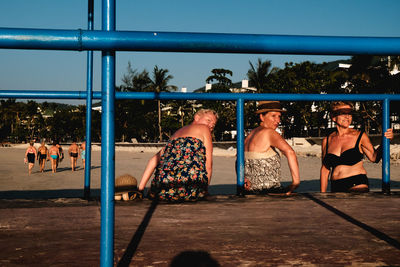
[28, 163, 34, 175]
[52, 158, 57, 173]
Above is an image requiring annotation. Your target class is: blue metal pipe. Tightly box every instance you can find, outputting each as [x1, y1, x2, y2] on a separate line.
[114, 92, 400, 102]
[100, 0, 115, 266]
[236, 98, 245, 195]
[84, 0, 94, 200]
[382, 98, 390, 194]
[0, 90, 100, 99]
[1, 28, 400, 55]
[2, 90, 400, 102]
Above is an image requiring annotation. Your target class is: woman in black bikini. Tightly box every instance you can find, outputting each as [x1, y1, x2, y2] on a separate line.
[320, 101, 393, 193]
[24, 141, 37, 175]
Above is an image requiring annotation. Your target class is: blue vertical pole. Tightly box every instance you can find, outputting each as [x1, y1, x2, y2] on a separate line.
[236, 98, 245, 195]
[84, 0, 94, 200]
[382, 98, 390, 194]
[100, 0, 115, 266]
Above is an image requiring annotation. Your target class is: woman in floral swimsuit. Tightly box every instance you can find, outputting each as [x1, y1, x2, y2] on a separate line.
[138, 109, 218, 202]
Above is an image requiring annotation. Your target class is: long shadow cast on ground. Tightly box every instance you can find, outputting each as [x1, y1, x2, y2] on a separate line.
[303, 193, 400, 250]
[117, 200, 158, 267]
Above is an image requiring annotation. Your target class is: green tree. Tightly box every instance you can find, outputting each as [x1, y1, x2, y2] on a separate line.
[206, 68, 233, 93]
[247, 58, 279, 92]
[203, 68, 235, 140]
[149, 65, 177, 142]
[345, 55, 397, 133]
[265, 61, 333, 137]
[0, 99, 19, 141]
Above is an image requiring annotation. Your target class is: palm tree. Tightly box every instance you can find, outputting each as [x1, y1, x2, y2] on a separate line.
[120, 62, 151, 93]
[150, 65, 177, 142]
[247, 58, 278, 92]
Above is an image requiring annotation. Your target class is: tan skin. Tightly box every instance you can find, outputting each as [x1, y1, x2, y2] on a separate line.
[68, 142, 80, 171]
[138, 112, 217, 191]
[24, 143, 37, 175]
[37, 142, 49, 172]
[320, 104, 394, 192]
[244, 111, 300, 195]
[56, 144, 63, 168]
[49, 144, 61, 173]
[80, 141, 86, 170]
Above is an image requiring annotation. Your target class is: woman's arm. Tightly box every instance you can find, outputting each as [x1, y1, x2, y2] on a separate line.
[320, 138, 329, 192]
[138, 150, 162, 191]
[24, 148, 28, 163]
[203, 128, 214, 184]
[270, 131, 300, 194]
[361, 129, 393, 163]
[320, 166, 330, 192]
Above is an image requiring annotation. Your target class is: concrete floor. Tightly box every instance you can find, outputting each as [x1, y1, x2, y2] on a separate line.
[0, 193, 399, 266]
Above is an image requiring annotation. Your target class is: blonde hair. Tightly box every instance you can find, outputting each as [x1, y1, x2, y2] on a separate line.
[330, 101, 354, 111]
[195, 109, 219, 120]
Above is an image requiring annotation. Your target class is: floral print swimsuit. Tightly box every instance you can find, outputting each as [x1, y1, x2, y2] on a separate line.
[150, 137, 208, 202]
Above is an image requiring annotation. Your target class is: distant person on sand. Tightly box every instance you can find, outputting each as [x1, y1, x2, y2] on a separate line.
[56, 142, 64, 168]
[68, 140, 80, 171]
[80, 141, 86, 170]
[138, 109, 218, 202]
[320, 101, 393, 193]
[49, 142, 61, 173]
[24, 141, 37, 175]
[244, 101, 300, 195]
[37, 141, 49, 172]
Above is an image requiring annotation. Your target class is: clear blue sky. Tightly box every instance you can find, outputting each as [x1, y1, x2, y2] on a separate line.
[0, 0, 399, 104]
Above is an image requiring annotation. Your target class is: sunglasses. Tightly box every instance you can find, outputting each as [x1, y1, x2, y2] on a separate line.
[331, 108, 353, 117]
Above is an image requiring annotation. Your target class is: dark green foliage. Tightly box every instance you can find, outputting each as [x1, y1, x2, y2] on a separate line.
[1, 56, 398, 143]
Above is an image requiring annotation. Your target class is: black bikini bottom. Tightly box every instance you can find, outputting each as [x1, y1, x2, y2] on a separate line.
[331, 174, 369, 193]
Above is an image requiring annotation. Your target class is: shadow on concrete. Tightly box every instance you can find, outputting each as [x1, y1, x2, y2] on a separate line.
[0, 189, 101, 199]
[284, 178, 400, 193]
[170, 250, 220, 267]
[209, 179, 400, 196]
[117, 200, 158, 267]
[208, 184, 237, 195]
[2, 178, 399, 200]
[304, 193, 400, 250]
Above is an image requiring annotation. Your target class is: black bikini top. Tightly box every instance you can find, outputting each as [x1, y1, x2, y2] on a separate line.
[322, 130, 364, 170]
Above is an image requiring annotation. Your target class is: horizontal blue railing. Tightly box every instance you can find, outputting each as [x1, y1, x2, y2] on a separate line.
[1, 28, 400, 55]
[2, 90, 400, 101]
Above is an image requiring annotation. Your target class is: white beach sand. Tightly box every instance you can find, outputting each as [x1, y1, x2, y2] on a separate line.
[1, 142, 400, 196]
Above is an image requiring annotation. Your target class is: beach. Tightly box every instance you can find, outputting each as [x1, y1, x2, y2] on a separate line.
[1, 145, 400, 266]
[1, 143, 400, 198]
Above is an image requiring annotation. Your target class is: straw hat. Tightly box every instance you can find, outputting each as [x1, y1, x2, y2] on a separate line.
[255, 101, 285, 114]
[115, 174, 139, 201]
